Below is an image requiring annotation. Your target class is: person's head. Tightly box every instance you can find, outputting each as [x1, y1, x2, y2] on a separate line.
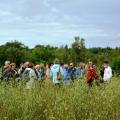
[24, 61, 29, 68]
[54, 58, 60, 64]
[35, 65, 41, 70]
[88, 59, 93, 67]
[4, 60, 10, 67]
[46, 64, 51, 69]
[70, 63, 74, 68]
[61, 63, 64, 67]
[28, 63, 34, 69]
[20, 63, 24, 68]
[40, 63, 44, 69]
[104, 61, 109, 68]
[64, 64, 68, 68]
[80, 62, 84, 69]
[49, 63, 53, 68]
[93, 64, 97, 69]
[10, 63, 16, 70]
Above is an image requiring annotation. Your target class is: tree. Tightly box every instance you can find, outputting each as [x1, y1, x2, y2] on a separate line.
[30, 45, 56, 64]
[0, 41, 29, 66]
[72, 36, 86, 63]
[112, 57, 120, 75]
[5, 40, 28, 49]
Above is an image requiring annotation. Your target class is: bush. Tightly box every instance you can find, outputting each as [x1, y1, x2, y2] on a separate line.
[112, 57, 120, 75]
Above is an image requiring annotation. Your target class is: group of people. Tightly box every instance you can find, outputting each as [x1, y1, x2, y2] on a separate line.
[86, 60, 112, 87]
[0, 58, 112, 89]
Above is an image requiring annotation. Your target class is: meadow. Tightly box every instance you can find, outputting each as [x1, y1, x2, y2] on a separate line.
[0, 77, 120, 120]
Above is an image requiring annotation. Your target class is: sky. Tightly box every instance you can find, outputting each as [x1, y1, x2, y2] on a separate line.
[0, 0, 120, 48]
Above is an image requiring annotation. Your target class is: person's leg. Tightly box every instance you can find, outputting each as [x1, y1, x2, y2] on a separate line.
[87, 78, 93, 87]
[95, 80, 100, 86]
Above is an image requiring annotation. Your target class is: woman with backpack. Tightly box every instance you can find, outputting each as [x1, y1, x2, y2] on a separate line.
[26, 63, 38, 89]
[50, 59, 63, 85]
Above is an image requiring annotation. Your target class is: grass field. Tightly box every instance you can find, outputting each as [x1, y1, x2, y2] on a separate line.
[0, 78, 120, 120]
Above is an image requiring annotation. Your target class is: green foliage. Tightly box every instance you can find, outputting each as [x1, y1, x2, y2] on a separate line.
[0, 41, 28, 66]
[5, 40, 28, 49]
[0, 78, 120, 120]
[72, 36, 86, 63]
[112, 57, 120, 75]
[29, 45, 56, 64]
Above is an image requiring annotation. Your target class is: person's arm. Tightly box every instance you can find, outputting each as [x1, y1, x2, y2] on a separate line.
[108, 68, 112, 78]
[50, 68, 53, 78]
[60, 67, 64, 76]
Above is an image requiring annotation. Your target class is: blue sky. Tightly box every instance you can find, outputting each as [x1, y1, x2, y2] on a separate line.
[0, 0, 120, 48]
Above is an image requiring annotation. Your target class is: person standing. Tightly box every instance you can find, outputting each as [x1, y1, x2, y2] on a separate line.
[103, 61, 112, 82]
[62, 64, 71, 84]
[80, 63, 86, 78]
[68, 63, 76, 81]
[50, 59, 63, 85]
[2, 61, 11, 81]
[18, 63, 26, 77]
[39, 64, 45, 81]
[45, 64, 51, 80]
[26, 63, 38, 89]
[86, 60, 99, 87]
[100, 64, 105, 83]
[10, 63, 20, 81]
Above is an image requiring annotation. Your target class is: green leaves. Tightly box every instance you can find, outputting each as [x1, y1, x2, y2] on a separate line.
[112, 57, 120, 75]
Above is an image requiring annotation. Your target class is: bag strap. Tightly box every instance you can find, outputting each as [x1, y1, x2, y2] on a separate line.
[59, 66, 61, 73]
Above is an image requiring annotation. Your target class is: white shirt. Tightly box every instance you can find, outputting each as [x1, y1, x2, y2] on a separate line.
[103, 66, 112, 81]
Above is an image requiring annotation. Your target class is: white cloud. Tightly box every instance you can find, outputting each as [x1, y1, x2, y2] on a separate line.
[0, 0, 120, 48]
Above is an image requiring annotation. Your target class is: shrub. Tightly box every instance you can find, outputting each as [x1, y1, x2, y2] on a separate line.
[112, 57, 120, 75]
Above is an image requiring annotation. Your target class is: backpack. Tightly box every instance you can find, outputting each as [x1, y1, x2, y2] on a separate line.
[22, 69, 30, 82]
[57, 67, 63, 81]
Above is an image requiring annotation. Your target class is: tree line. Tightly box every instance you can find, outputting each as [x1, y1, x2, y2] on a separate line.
[0, 37, 120, 75]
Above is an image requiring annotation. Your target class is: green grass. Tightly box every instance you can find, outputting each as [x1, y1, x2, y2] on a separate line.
[0, 78, 120, 120]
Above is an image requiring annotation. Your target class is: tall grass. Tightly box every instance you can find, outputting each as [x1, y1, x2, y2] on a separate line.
[0, 78, 120, 120]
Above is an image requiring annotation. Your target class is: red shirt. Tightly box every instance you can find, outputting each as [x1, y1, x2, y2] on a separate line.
[86, 67, 98, 82]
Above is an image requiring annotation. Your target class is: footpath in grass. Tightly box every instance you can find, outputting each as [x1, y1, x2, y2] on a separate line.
[0, 77, 120, 120]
